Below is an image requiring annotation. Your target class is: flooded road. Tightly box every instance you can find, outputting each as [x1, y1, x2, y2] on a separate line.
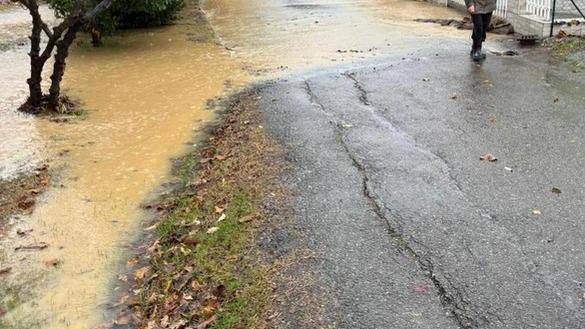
[203, 0, 468, 73]
[1, 0, 467, 328]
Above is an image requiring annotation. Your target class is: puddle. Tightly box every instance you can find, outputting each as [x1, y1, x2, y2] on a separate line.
[1, 0, 479, 328]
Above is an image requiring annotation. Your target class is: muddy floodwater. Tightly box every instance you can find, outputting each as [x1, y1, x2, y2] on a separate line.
[202, 0, 468, 72]
[1, 0, 465, 328]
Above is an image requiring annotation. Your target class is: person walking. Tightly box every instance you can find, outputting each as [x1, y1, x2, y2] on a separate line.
[466, 0, 496, 61]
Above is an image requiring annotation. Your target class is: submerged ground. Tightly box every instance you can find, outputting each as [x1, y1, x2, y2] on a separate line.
[1, 0, 584, 328]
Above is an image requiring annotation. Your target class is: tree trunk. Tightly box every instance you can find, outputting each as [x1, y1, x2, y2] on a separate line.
[26, 1, 43, 108]
[48, 22, 81, 110]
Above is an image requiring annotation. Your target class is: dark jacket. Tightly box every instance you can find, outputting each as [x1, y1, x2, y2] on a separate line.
[465, 0, 497, 14]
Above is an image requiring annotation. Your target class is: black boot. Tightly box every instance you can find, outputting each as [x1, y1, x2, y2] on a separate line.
[472, 46, 486, 62]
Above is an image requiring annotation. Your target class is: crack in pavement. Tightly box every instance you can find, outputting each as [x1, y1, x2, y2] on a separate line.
[303, 77, 483, 329]
[344, 72, 555, 304]
[343, 72, 371, 106]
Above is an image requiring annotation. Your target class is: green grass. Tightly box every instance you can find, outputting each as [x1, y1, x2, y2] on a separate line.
[144, 188, 269, 328]
[550, 37, 585, 57]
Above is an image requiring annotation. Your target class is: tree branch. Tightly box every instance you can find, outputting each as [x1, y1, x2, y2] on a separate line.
[41, 21, 53, 38]
[83, 0, 114, 21]
[39, 18, 73, 62]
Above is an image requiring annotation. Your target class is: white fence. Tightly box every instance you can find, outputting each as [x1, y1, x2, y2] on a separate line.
[495, 0, 509, 18]
[526, 0, 553, 20]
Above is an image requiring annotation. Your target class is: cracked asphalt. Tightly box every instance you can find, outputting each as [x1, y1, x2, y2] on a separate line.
[259, 45, 585, 328]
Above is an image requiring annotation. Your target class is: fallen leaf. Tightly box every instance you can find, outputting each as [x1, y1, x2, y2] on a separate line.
[414, 283, 429, 294]
[196, 315, 218, 329]
[449, 93, 458, 100]
[217, 213, 227, 223]
[15, 242, 48, 251]
[16, 228, 33, 236]
[144, 223, 158, 231]
[532, 209, 542, 215]
[238, 214, 255, 223]
[554, 97, 560, 103]
[160, 315, 170, 327]
[214, 206, 224, 214]
[202, 304, 217, 318]
[43, 259, 60, 267]
[207, 227, 219, 234]
[181, 235, 199, 246]
[127, 256, 140, 267]
[134, 266, 150, 282]
[17, 196, 35, 210]
[0, 267, 12, 276]
[551, 187, 562, 194]
[488, 115, 497, 123]
[480, 153, 497, 162]
[115, 313, 132, 325]
[214, 155, 227, 161]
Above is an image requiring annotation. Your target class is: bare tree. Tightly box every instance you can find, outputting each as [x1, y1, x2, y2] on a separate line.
[15, 0, 114, 113]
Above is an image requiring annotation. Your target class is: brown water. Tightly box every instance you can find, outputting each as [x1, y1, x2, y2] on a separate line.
[1, 1, 466, 328]
[202, 0, 468, 74]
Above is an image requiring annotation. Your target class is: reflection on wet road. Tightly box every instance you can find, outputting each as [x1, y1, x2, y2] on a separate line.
[1, 0, 467, 328]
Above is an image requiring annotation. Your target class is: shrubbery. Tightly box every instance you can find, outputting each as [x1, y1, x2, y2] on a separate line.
[48, 0, 185, 35]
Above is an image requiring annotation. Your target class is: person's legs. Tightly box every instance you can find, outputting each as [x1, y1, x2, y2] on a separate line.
[471, 14, 484, 52]
[481, 13, 493, 44]
[471, 13, 491, 60]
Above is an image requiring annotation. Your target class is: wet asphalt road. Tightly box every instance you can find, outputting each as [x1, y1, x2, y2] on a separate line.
[260, 44, 585, 328]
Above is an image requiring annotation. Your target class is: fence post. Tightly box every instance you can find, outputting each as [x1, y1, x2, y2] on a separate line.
[549, 0, 556, 37]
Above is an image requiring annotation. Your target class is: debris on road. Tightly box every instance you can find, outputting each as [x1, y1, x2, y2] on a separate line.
[15, 242, 49, 251]
[414, 283, 430, 294]
[0, 267, 12, 276]
[43, 259, 60, 268]
[480, 153, 498, 162]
